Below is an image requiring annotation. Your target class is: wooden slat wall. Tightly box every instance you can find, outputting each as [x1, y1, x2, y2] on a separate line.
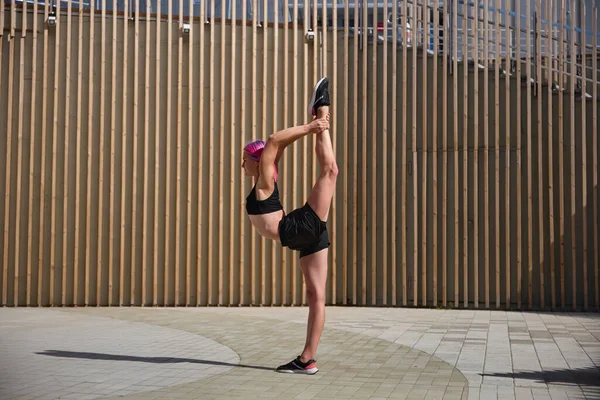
[1, 0, 599, 310]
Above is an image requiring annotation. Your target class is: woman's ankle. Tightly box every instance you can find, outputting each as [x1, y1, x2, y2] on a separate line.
[317, 106, 330, 119]
[299, 353, 314, 363]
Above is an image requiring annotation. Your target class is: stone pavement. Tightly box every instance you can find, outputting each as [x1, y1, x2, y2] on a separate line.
[0, 307, 598, 400]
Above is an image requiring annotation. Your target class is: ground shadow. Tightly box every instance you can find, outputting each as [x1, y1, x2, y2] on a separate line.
[481, 366, 600, 387]
[35, 350, 274, 371]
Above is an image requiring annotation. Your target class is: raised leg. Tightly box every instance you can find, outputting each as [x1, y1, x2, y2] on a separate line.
[299, 248, 328, 363]
[307, 105, 338, 221]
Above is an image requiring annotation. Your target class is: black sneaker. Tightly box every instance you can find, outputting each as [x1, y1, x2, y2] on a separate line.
[276, 356, 319, 375]
[307, 77, 331, 118]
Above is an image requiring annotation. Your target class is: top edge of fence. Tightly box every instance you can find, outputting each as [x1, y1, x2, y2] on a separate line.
[6, 0, 600, 39]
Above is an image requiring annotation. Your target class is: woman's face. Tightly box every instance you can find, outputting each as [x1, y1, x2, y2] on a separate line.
[242, 151, 259, 178]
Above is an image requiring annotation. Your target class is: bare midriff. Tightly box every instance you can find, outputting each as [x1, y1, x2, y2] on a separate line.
[248, 209, 284, 241]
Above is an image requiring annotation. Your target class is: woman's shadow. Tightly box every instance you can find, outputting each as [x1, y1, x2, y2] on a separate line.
[35, 349, 274, 371]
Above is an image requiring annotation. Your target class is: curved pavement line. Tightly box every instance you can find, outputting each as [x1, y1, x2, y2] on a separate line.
[59, 308, 469, 400]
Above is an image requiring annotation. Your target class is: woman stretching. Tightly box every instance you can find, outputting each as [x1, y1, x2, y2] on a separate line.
[243, 77, 336, 375]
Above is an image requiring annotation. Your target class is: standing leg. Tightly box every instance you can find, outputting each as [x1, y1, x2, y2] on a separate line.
[299, 249, 328, 362]
[275, 248, 327, 375]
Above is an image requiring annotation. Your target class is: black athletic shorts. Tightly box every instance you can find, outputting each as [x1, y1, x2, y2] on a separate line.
[278, 203, 330, 258]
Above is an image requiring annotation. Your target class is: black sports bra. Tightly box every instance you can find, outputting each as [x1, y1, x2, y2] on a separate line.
[246, 182, 284, 215]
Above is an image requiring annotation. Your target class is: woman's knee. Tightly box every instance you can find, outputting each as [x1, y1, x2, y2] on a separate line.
[306, 286, 325, 305]
[322, 161, 338, 180]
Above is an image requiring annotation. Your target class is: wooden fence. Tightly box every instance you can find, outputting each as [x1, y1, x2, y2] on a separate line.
[1, 0, 599, 310]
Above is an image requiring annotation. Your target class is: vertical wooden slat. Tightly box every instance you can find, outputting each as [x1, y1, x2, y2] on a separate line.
[579, 0, 587, 311]
[282, 0, 288, 305]
[483, 0, 490, 309]
[74, 0, 84, 306]
[207, 0, 214, 305]
[291, 0, 300, 302]
[27, 0, 40, 306]
[550, 0, 556, 82]
[401, 0, 409, 307]
[250, 0, 257, 305]
[132, 0, 140, 305]
[51, 0, 62, 306]
[299, 0, 308, 307]
[272, 0, 279, 306]
[164, 0, 173, 306]
[421, 0, 428, 307]
[108, 0, 118, 305]
[412, 0, 418, 307]
[85, 0, 95, 305]
[288, 0, 295, 307]
[0, 3, 5, 301]
[3, 0, 14, 308]
[442, 0, 448, 307]
[230, 0, 237, 307]
[38, 0, 50, 306]
[298, 0, 307, 307]
[142, 0, 151, 305]
[0, 0, 6, 304]
[343, 0, 349, 305]
[96, 0, 106, 306]
[462, 0, 468, 308]
[198, 0, 206, 306]
[10, 0, 14, 38]
[569, 2, 576, 311]
[371, 0, 378, 306]
[13, 0, 27, 306]
[239, 0, 247, 305]
[119, 0, 130, 305]
[453, 0, 459, 308]
[494, 0, 500, 308]
[505, 0, 511, 309]
[535, 0, 544, 309]
[558, 0, 565, 309]
[526, 0, 533, 310]
[362, 0, 368, 305]
[593, 8, 598, 311]
[353, 0, 359, 305]
[176, 0, 184, 306]
[432, 0, 439, 307]
[153, 0, 162, 306]
[61, 0, 73, 306]
[382, 0, 388, 306]
[516, 0, 523, 309]
[331, 0, 337, 306]
[292, 1, 300, 307]
[473, 0, 479, 309]
[548, 0, 556, 310]
[219, 0, 230, 307]
[260, 0, 268, 306]
[391, 0, 398, 306]
[0, 0, 2, 172]
[545, 0, 550, 82]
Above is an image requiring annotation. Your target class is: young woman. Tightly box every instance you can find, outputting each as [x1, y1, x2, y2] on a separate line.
[243, 77, 337, 375]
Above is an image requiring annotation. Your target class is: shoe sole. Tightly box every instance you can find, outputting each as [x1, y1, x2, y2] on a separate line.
[307, 77, 327, 117]
[276, 367, 319, 375]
